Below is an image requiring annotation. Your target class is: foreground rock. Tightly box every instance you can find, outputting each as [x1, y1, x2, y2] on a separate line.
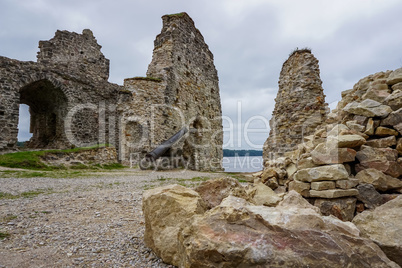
[142, 184, 206, 266]
[148, 189, 398, 267]
[353, 196, 402, 266]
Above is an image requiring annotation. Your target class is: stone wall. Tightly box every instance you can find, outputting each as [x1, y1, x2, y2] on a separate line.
[263, 49, 329, 161]
[0, 30, 121, 152]
[118, 13, 223, 171]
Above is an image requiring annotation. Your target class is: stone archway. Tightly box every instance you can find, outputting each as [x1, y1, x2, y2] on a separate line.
[19, 79, 68, 149]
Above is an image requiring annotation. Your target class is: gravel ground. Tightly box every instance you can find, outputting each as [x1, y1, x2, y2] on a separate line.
[0, 168, 223, 267]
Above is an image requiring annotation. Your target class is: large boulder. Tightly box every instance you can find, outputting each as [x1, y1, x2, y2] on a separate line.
[178, 192, 398, 267]
[194, 177, 250, 209]
[294, 164, 349, 182]
[343, 99, 393, 118]
[142, 184, 207, 266]
[353, 196, 402, 266]
[355, 169, 402, 192]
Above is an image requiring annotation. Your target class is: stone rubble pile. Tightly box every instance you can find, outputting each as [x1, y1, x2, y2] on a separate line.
[142, 179, 400, 267]
[256, 67, 402, 223]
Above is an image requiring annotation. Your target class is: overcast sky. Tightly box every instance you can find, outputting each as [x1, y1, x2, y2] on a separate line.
[1, 0, 402, 149]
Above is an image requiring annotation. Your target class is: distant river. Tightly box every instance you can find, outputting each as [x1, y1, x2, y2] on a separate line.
[223, 156, 263, 173]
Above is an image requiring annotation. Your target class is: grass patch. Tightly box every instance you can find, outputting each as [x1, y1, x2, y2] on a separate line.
[100, 163, 125, 170]
[0, 188, 53, 200]
[0, 231, 10, 240]
[1, 215, 17, 222]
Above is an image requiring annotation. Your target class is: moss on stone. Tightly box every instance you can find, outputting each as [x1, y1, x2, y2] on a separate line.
[125, 76, 162, 82]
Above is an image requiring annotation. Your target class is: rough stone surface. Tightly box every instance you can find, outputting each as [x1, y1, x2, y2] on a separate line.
[365, 136, 397, 148]
[142, 184, 206, 266]
[311, 142, 356, 165]
[384, 89, 402, 111]
[336, 178, 359, 189]
[194, 177, 249, 209]
[311, 181, 336, 191]
[0, 30, 121, 151]
[288, 180, 311, 197]
[381, 108, 402, 127]
[336, 134, 367, 148]
[118, 13, 223, 170]
[386, 68, 402, 85]
[343, 99, 393, 118]
[353, 196, 402, 266]
[314, 197, 357, 221]
[246, 182, 281, 206]
[355, 169, 402, 192]
[294, 164, 349, 182]
[309, 189, 359, 198]
[263, 50, 328, 160]
[177, 191, 397, 268]
[375, 126, 399, 137]
[356, 184, 385, 209]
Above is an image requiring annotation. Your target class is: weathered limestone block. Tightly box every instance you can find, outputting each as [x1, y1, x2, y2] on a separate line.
[263, 49, 328, 159]
[311, 181, 335, 191]
[361, 85, 391, 102]
[356, 146, 398, 163]
[336, 134, 366, 148]
[297, 157, 318, 169]
[386, 67, 402, 85]
[246, 182, 281, 206]
[356, 184, 384, 209]
[309, 189, 359, 198]
[346, 120, 366, 132]
[397, 138, 402, 155]
[195, 177, 249, 209]
[142, 184, 206, 266]
[314, 197, 357, 221]
[288, 180, 311, 197]
[343, 99, 393, 118]
[353, 196, 402, 266]
[294, 164, 349, 182]
[355, 169, 402, 192]
[336, 178, 359, 189]
[365, 118, 375, 135]
[381, 108, 402, 127]
[375, 126, 399, 136]
[178, 192, 397, 268]
[311, 142, 356, 165]
[365, 136, 397, 148]
[384, 89, 402, 111]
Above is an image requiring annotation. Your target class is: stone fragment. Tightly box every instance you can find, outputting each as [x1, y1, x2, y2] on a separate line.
[356, 184, 384, 209]
[195, 177, 249, 209]
[356, 146, 398, 163]
[384, 89, 402, 111]
[381, 108, 402, 127]
[355, 168, 402, 192]
[353, 196, 402, 266]
[386, 67, 402, 85]
[142, 184, 206, 266]
[365, 136, 397, 148]
[397, 138, 402, 155]
[260, 167, 278, 181]
[361, 85, 391, 102]
[336, 178, 359, 189]
[375, 126, 399, 136]
[309, 189, 359, 198]
[314, 197, 357, 221]
[294, 164, 349, 182]
[343, 99, 393, 118]
[394, 123, 402, 135]
[327, 124, 349, 137]
[311, 142, 356, 165]
[346, 120, 366, 132]
[364, 118, 375, 135]
[246, 182, 281, 206]
[336, 134, 366, 148]
[297, 157, 318, 169]
[288, 180, 311, 197]
[391, 82, 402, 91]
[311, 181, 335, 191]
[286, 163, 297, 178]
[178, 191, 397, 268]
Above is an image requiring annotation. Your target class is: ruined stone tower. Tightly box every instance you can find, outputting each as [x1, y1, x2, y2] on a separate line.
[118, 13, 223, 171]
[263, 49, 328, 160]
[0, 30, 120, 152]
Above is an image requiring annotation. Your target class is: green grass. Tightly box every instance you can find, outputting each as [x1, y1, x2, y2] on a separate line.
[0, 188, 53, 200]
[0, 231, 10, 240]
[1, 215, 17, 222]
[0, 144, 124, 171]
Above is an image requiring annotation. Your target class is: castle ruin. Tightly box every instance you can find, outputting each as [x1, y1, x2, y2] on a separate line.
[0, 12, 223, 171]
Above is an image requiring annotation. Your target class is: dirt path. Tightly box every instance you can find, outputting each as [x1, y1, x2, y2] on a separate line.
[0, 169, 224, 267]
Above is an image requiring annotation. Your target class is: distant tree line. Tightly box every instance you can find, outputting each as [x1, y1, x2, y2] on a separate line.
[223, 149, 263, 157]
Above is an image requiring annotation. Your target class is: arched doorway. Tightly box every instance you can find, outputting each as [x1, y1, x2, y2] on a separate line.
[19, 79, 68, 149]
